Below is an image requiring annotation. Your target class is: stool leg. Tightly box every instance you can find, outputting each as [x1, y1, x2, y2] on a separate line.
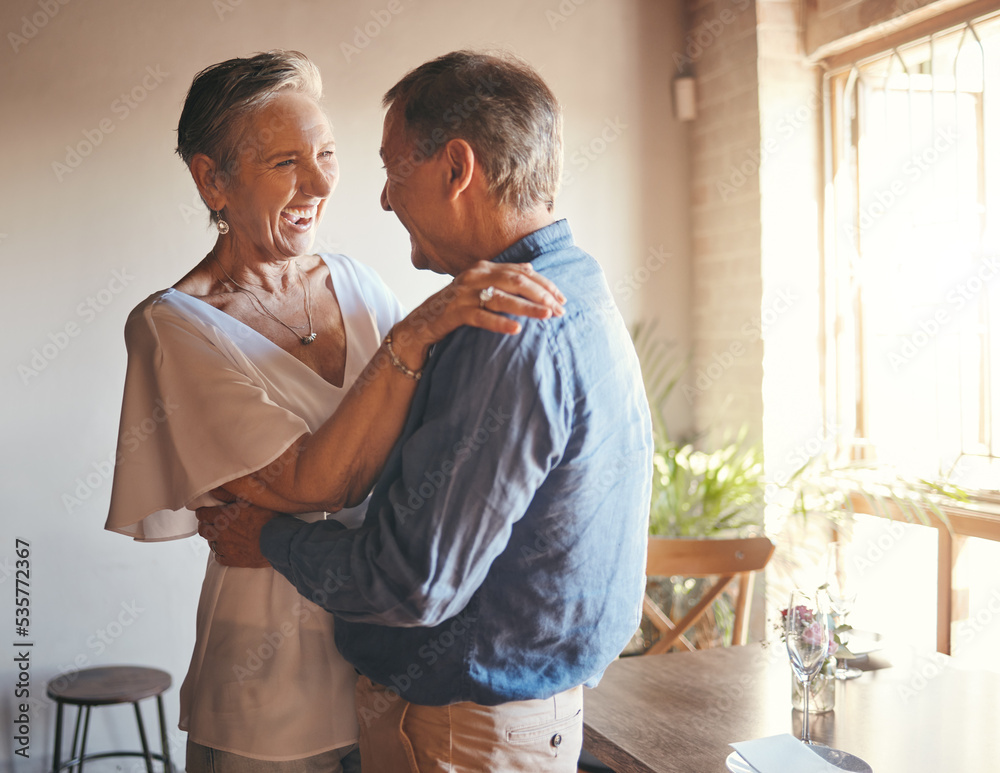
[133, 701, 155, 773]
[51, 701, 64, 773]
[76, 706, 92, 773]
[156, 695, 173, 773]
[67, 706, 83, 773]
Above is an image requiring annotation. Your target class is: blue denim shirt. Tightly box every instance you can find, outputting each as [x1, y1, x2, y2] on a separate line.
[261, 220, 653, 706]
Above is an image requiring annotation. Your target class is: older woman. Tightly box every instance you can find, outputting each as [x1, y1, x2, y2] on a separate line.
[105, 51, 564, 773]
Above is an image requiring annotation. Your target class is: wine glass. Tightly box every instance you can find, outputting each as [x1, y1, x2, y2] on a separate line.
[823, 542, 862, 680]
[785, 589, 831, 745]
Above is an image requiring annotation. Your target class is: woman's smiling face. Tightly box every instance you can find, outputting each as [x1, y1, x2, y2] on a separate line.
[220, 90, 338, 261]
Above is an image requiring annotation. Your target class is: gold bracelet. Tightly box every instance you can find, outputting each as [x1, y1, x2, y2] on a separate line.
[384, 332, 423, 381]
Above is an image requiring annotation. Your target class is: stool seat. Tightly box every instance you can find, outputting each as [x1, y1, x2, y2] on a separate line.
[47, 666, 171, 706]
[47, 665, 174, 773]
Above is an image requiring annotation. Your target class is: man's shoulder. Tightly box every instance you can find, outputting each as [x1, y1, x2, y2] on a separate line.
[429, 238, 619, 372]
[534, 244, 614, 310]
[532, 242, 600, 279]
[535, 245, 624, 334]
[438, 306, 552, 370]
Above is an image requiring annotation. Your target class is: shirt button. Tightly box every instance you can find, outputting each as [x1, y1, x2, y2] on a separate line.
[551, 733, 562, 748]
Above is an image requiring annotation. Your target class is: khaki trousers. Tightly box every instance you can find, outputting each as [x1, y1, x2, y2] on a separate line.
[185, 741, 360, 772]
[355, 675, 583, 773]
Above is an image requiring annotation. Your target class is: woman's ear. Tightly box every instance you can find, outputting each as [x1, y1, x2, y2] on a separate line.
[441, 139, 475, 202]
[190, 153, 227, 213]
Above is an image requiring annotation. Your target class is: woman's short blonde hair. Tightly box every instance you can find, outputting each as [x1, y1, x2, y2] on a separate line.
[176, 50, 323, 223]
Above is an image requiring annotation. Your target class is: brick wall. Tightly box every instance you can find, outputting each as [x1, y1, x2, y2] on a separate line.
[685, 0, 825, 644]
[686, 0, 766, 447]
[686, 0, 827, 462]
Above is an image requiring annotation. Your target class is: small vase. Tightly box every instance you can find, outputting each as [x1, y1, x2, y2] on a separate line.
[791, 665, 836, 713]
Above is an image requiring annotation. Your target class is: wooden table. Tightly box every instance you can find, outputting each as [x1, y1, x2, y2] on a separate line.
[583, 645, 1000, 772]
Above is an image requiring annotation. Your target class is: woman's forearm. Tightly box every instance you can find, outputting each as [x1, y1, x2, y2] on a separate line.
[292, 326, 429, 508]
[216, 260, 564, 514]
[219, 327, 427, 512]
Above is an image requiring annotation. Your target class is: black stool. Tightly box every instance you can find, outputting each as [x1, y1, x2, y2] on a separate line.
[47, 665, 173, 773]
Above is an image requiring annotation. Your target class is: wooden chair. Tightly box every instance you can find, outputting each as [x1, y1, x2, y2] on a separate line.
[642, 536, 775, 655]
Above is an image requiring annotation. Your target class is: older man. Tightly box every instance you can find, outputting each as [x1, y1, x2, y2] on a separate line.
[205, 51, 652, 771]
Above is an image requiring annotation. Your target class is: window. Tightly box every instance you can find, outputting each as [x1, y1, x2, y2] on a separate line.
[826, 12, 1000, 490]
[821, 11, 1000, 662]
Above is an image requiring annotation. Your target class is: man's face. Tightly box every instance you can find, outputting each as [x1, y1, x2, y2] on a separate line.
[379, 107, 454, 274]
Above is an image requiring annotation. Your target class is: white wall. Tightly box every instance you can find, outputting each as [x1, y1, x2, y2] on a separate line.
[0, 0, 689, 769]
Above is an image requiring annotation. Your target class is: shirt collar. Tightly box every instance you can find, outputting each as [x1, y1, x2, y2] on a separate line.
[492, 219, 573, 265]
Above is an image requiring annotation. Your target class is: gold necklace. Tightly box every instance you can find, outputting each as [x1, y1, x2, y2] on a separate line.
[213, 252, 317, 345]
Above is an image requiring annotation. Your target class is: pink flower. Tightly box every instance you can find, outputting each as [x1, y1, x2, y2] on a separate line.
[791, 605, 814, 624]
[778, 605, 814, 631]
[802, 621, 827, 647]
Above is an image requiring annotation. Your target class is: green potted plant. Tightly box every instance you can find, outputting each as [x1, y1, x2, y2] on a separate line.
[628, 324, 767, 652]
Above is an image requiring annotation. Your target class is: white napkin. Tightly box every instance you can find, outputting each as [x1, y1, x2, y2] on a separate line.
[730, 734, 842, 772]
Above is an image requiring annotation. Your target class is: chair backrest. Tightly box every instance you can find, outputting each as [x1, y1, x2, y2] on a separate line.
[642, 536, 775, 655]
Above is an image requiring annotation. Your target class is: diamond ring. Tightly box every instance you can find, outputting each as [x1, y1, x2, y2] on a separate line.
[479, 286, 495, 310]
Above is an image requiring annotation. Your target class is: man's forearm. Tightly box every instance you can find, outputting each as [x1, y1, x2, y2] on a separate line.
[260, 516, 439, 626]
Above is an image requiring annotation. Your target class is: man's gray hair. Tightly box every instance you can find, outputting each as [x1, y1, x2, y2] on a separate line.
[176, 50, 324, 224]
[383, 51, 563, 213]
